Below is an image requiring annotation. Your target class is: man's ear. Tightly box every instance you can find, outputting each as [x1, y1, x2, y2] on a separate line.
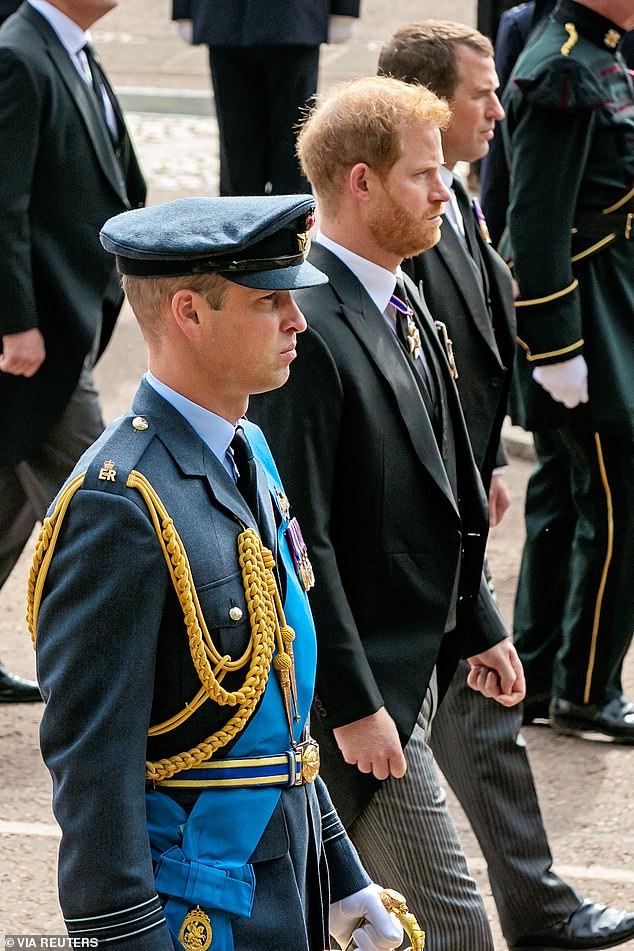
[349, 162, 373, 202]
[170, 288, 204, 339]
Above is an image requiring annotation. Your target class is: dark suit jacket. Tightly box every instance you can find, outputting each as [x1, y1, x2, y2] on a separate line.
[249, 243, 507, 824]
[172, 0, 360, 47]
[404, 179, 516, 487]
[0, 5, 146, 466]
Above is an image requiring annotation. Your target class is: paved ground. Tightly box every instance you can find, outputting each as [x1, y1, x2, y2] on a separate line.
[1, 0, 634, 947]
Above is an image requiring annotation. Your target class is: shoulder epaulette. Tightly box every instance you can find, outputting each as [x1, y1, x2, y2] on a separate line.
[81, 412, 156, 497]
[513, 56, 603, 112]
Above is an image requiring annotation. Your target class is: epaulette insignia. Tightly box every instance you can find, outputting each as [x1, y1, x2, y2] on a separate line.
[98, 460, 117, 482]
[560, 22, 578, 56]
[604, 29, 621, 50]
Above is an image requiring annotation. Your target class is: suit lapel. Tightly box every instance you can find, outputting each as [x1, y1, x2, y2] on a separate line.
[26, 6, 129, 205]
[435, 205, 503, 364]
[309, 244, 456, 510]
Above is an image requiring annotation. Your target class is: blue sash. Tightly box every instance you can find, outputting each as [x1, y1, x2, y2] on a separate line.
[146, 422, 317, 950]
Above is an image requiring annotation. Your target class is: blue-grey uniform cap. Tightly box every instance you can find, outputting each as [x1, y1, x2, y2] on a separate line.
[99, 195, 327, 290]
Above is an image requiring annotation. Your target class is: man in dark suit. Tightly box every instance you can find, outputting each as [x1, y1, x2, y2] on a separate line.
[172, 0, 360, 196]
[0, 0, 146, 702]
[250, 76, 526, 951]
[381, 20, 634, 951]
[0, 0, 21, 26]
[32, 195, 404, 951]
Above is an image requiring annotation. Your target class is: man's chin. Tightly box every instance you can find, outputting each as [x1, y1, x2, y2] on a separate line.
[408, 226, 442, 257]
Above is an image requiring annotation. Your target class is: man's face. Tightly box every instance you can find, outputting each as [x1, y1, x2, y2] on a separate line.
[194, 282, 307, 408]
[443, 45, 504, 168]
[366, 120, 451, 260]
[55, 0, 118, 30]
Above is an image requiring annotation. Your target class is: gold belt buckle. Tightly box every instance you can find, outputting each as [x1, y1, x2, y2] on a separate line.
[296, 740, 320, 784]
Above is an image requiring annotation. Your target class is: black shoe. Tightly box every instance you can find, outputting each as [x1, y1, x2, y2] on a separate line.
[522, 692, 551, 725]
[0, 663, 42, 703]
[550, 697, 634, 743]
[511, 901, 634, 950]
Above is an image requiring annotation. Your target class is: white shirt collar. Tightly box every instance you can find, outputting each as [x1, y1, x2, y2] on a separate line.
[145, 371, 238, 476]
[28, 0, 91, 56]
[316, 230, 403, 315]
[439, 165, 466, 238]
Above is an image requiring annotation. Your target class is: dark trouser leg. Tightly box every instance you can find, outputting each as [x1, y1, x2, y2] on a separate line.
[259, 45, 319, 194]
[553, 429, 634, 705]
[208, 46, 268, 196]
[431, 660, 580, 943]
[513, 430, 576, 697]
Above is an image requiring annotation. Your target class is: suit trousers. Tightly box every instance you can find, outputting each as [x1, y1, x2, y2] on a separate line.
[514, 427, 634, 705]
[208, 44, 319, 196]
[0, 366, 104, 593]
[349, 675, 495, 951]
[431, 659, 580, 943]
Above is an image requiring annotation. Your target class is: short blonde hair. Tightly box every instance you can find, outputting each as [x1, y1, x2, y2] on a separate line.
[297, 76, 450, 213]
[121, 272, 228, 344]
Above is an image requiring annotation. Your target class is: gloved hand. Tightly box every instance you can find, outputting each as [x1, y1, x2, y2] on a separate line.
[175, 19, 194, 44]
[532, 354, 589, 409]
[330, 883, 404, 950]
[328, 14, 356, 43]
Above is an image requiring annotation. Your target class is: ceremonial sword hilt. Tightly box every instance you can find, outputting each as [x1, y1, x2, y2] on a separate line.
[342, 888, 425, 951]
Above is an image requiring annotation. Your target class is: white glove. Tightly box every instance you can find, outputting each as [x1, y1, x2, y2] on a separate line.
[328, 14, 356, 43]
[330, 883, 404, 950]
[175, 19, 194, 44]
[532, 354, 589, 409]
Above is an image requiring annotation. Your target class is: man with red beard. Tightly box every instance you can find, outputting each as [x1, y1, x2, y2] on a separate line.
[249, 76, 524, 949]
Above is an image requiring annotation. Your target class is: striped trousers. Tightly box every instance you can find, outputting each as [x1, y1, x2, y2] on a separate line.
[349, 661, 580, 949]
[349, 674, 494, 951]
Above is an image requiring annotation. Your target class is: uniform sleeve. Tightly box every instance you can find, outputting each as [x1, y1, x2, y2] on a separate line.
[0, 49, 41, 335]
[36, 489, 173, 951]
[171, 0, 192, 19]
[505, 58, 601, 366]
[315, 777, 370, 902]
[330, 0, 360, 17]
[249, 326, 385, 729]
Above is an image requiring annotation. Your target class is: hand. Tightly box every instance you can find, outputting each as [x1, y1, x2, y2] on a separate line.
[330, 883, 404, 951]
[488, 472, 511, 528]
[175, 19, 193, 43]
[467, 637, 525, 707]
[0, 328, 45, 376]
[328, 14, 356, 43]
[333, 707, 406, 780]
[532, 354, 588, 409]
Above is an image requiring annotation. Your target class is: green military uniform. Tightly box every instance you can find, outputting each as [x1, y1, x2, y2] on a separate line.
[503, 0, 634, 730]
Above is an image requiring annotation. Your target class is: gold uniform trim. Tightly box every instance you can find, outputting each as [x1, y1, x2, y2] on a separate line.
[584, 434, 614, 704]
[571, 234, 617, 262]
[515, 278, 579, 308]
[602, 184, 634, 215]
[516, 337, 584, 362]
[560, 22, 579, 56]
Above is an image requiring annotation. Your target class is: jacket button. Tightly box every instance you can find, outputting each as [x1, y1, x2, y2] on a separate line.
[314, 697, 328, 719]
[489, 378, 501, 388]
[450, 529, 462, 542]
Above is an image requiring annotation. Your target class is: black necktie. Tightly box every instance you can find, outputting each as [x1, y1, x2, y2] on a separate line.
[82, 42, 118, 144]
[230, 427, 260, 526]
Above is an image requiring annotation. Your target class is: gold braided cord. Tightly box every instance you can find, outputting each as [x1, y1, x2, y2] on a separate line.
[27, 473, 87, 649]
[25, 465, 297, 783]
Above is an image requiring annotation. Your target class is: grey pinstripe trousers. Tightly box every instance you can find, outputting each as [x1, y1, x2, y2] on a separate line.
[350, 661, 579, 950]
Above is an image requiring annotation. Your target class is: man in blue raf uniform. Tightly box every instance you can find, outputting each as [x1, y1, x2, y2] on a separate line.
[30, 195, 404, 951]
[503, 0, 634, 741]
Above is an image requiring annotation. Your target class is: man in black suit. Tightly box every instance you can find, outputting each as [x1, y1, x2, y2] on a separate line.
[172, 0, 360, 196]
[381, 20, 634, 951]
[249, 75, 526, 951]
[0, 0, 21, 26]
[0, 0, 146, 701]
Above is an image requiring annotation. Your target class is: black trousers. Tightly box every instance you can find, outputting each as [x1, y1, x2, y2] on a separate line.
[514, 427, 634, 706]
[208, 44, 319, 196]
